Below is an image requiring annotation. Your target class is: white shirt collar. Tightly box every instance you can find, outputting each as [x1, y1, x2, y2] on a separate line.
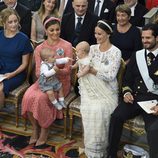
[7, 2, 17, 9]
[147, 48, 158, 57]
[130, 2, 137, 17]
[94, 0, 103, 16]
[13, 2, 17, 9]
[75, 13, 85, 20]
[60, 0, 68, 9]
[75, 13, 85, 26]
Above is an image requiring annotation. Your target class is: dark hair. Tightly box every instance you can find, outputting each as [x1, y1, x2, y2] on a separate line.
[97, 20, 113, 35]
[142, 23, 158, 38]
[43, 15, 61, 30]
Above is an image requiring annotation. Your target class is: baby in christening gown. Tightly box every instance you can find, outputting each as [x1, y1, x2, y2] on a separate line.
[71, 41, 90, 77]
[71, 41, 112, 98]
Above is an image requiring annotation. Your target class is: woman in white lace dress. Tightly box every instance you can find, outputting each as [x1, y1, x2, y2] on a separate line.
[80, 20, 121, 158]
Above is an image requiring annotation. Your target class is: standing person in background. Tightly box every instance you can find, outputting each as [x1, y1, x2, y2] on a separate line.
[138, 0, 145, 6]
[31, 0, 59, 47]
[80, 20, 121, 158]
[0, 0, 3, 5]
[0, 0, 32, 38]
[18, 0, 42, 11]
[60, 0, 99, 47]
[107, 23, 158, 158]
[87, 0, 116, 23]
[111, 4, 142, 64]
[57, 0, 73, 17]
[0, 8, 33, 109]
[123, 0, 148, 28]
[22, 16, 73, 147]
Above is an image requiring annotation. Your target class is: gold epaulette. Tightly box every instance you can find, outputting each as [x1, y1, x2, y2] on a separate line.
[122, 86, 132, 93]
[154, 70, 158, 76]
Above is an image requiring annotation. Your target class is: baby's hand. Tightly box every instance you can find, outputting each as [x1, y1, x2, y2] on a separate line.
[50, 58, 56, 63]
[52, 58, 56, 62]
[77, 72, 81, 78]
[66, 57, 74, 61]
[70, 65, 75, 69]
[70, 65, 73, 70]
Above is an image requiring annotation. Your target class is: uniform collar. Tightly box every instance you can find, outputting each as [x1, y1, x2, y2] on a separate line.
[146, 48, 158, 57]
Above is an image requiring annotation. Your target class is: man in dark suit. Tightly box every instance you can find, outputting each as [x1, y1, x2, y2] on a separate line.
[0, 1, 3, 5]
[57, 0, 73, 16]
[0, 0, 32, 37]
[87, 0, 116, 22]
[124, 0, 148, 27]
[60, 0, 99, 47]
[107, 23, 158, 158]
[18, 0, 41, 11]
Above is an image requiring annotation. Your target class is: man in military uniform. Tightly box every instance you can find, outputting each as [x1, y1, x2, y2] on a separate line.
[107, 23, 158, 158]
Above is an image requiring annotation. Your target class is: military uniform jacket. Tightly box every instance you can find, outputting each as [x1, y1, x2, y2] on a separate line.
[122, 50, 158, 101]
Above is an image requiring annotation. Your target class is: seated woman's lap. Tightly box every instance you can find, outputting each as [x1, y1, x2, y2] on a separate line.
[22, 81, 69, 128]
[3, 73, 25, 95]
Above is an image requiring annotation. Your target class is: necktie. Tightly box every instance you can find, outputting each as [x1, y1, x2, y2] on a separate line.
[75, 17, 82, 33]
[73, 17, 82, 46]
[147, 52, 155, 66]
[59, 0, 65, 16]
[94, 0, 101, 16]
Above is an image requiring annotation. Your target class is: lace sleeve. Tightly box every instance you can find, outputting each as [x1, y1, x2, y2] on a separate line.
[96, 48, 121, 81]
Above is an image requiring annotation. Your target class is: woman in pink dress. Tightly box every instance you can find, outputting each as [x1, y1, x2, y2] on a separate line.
[22, 16, 73, 147]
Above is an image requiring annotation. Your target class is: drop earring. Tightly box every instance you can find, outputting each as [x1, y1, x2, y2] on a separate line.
[18, 24, 21, 30]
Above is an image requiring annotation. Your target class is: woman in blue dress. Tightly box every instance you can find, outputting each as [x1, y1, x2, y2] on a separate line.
[0, 8, 33, 108]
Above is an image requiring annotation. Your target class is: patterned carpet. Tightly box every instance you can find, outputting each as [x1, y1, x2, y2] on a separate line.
[0, 130, 80, 158]
[0, 105, 149, 158]
[0, 113, 83, 158]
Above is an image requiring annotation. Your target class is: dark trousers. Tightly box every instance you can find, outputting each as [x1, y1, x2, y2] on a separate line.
[107, 98, 158, 158]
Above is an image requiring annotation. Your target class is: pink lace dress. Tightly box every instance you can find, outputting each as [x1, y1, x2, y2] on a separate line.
[22, 39, 72, 128]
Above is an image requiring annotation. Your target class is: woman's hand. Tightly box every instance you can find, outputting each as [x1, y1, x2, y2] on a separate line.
[4, 73, 14, 79]
[4, 54, 30, 80]
[89, 67, 97, 75]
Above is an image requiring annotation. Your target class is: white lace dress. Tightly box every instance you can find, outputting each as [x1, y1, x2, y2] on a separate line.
[80, 44, 121, 158]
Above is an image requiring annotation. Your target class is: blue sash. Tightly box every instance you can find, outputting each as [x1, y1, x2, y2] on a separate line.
[136, 49, 158, 95]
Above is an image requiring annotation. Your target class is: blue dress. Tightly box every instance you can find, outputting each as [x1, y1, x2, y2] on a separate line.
[0, 30, 33, 95]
